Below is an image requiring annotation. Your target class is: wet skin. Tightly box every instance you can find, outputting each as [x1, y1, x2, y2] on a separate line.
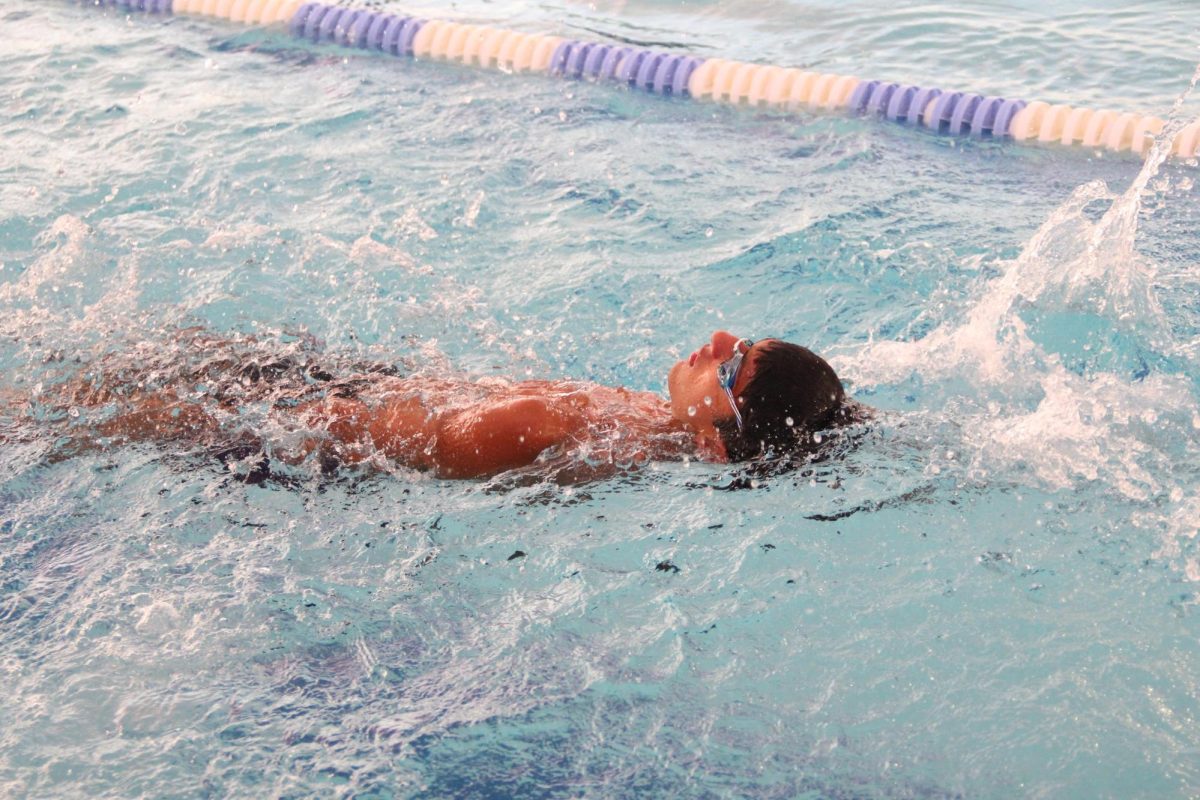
[666, 329, 761, 453]
[288, 379, 677, 478]
[33, 330, 761, 479]
[296, 329, 759, 477]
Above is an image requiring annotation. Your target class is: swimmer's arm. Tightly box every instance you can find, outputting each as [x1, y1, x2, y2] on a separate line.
[45, 394, 219, 461]
[95, 396, 218, 441]
[428, 396, 586, 479]
[0, 388, 31, 419]
[290, 394, 586, 478]
[280, 396, 378, 466]
[280, 394, 439, 470]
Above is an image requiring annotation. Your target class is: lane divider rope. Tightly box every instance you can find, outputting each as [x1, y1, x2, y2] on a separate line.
[82, 0, 1200, 158]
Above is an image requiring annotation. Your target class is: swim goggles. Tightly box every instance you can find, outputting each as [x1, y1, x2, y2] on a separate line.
[717, 338, 754, 432]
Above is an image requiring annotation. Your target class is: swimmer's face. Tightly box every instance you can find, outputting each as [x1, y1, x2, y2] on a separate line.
[667, 330, 760, 447]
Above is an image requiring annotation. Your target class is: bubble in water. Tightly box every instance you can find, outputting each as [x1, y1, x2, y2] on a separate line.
[705, 228, 714, 238]
[68, 406, 80, 418]
[687, 406, 697, 417]
[813, 432, 823, 443]
[785, 416, 794, 427]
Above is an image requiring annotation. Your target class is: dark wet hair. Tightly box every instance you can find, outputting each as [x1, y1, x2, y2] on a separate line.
[713, 340, 855, 462]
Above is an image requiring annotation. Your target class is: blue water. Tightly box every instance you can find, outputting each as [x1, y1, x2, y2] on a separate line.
[3, 1, 1200, 797]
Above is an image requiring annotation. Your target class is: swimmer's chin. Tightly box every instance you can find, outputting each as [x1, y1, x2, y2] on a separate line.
[666, 358, 686, 391]
[665, 360, 686, 420]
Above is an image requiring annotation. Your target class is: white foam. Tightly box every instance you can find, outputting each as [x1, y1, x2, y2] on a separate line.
[837, 66, 1200, 576]
[0, 215, 91, 308]
[1159, 495, 1200, 582]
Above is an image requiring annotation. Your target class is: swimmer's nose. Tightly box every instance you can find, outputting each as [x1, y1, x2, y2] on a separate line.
[711, 330, 740, 361]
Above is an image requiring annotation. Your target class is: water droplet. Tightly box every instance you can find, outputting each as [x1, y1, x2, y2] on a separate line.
[705, 227, 714, 238]
[518, 435, 525, 444]
[785, 416, 794, 427]
[687, 406, 697, 417]
[703, 396, 713, 407]
[813, 432, 823, 443]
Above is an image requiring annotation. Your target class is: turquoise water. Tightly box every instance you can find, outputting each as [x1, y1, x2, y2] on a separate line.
[3, 0, 1200, 797]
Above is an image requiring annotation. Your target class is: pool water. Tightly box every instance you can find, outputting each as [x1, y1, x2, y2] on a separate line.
[3, 1, 1200, 797]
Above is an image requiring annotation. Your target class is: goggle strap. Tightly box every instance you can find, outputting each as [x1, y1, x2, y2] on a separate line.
[723, 384, 745, 432]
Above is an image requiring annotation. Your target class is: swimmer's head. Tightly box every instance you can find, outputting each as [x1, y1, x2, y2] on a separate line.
[667, 330, 847, 462]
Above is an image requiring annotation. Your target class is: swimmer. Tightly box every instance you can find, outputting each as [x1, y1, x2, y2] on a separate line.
[11, 329, 864, 481]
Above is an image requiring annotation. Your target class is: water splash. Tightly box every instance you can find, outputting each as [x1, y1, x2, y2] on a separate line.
[838, 65, 1200, 509]
[0, 215, 94, 341]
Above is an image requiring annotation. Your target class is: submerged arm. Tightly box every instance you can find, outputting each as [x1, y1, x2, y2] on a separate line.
[44, 393, 220, 461]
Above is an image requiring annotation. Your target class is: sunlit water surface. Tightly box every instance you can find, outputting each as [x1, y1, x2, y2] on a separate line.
[3, 0, 1200, 797]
